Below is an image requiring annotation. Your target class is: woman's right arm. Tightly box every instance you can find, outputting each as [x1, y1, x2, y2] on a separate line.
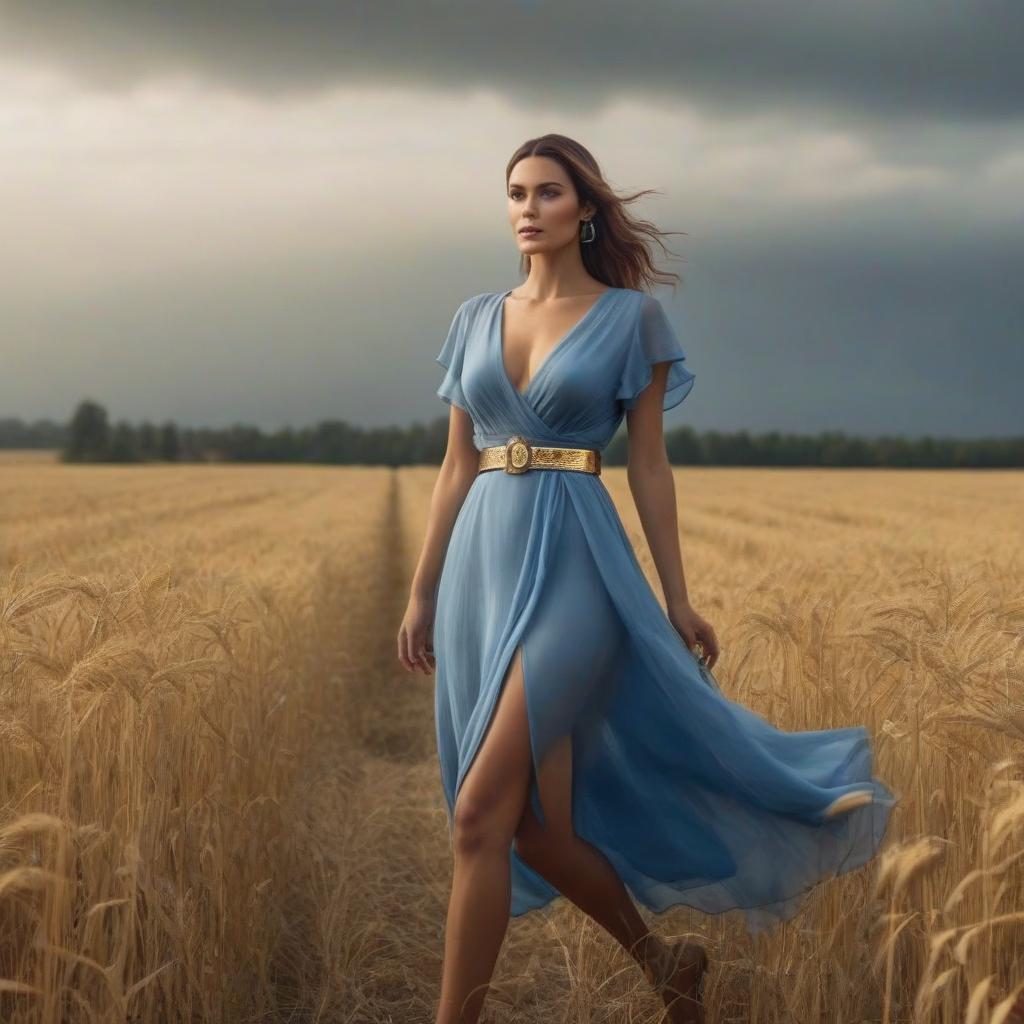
[397, 404, 478, 675]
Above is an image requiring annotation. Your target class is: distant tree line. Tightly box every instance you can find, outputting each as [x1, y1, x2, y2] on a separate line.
[0, 400, 1021, 468]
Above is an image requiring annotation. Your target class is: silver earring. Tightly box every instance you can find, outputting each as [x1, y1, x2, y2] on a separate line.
[580, 218, 596, 244]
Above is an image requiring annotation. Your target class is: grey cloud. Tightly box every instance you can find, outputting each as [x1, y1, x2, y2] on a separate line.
[3, 1, 1023, 121]
[683, 216, 1024, 438]
[2, 2, 1021, 439]
[2, 213, 1021, 438]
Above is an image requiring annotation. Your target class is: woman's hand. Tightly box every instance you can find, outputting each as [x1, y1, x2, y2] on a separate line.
[667, 599, 721, 670]
[398, 594, 436, 675]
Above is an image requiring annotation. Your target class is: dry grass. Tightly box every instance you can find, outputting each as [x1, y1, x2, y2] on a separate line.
[0, 461, 1022, 1023]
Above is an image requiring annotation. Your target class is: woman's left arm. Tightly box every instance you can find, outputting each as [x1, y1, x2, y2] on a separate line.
[625, 362, 721, 668]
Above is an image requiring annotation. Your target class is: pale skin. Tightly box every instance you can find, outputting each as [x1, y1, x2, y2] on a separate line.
[398, 156, 720, 1024]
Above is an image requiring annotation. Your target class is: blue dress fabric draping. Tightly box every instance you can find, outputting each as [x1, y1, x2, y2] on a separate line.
[431, 286, 897, 934]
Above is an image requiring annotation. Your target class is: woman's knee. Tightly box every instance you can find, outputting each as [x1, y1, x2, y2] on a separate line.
[453, 789, 520, 858]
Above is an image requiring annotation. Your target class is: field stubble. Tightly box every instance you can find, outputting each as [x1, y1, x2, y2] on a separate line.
[0, 460, 1022, 1023]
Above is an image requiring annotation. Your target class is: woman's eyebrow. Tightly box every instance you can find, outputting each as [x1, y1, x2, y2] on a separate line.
[508, 181, 564, 189]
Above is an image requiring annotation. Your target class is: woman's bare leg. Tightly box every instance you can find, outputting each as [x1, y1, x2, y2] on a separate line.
[514, 733, 707, 1022]
[436, 647, 533, 1024]
[513, 733, 659, 961]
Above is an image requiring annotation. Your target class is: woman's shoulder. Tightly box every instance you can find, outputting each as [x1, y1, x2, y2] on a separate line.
[620, 287, 663, 305]
[609, 288, 665, 324]
[450, 291, 497, 321]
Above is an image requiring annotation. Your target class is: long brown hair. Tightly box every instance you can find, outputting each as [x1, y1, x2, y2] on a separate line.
[504, 133, 686, 293]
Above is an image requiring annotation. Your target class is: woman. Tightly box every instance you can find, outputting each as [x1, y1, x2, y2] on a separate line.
[398, 134, 897, 1024]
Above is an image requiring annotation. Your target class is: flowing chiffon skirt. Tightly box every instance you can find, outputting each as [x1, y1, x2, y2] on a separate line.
[432, 467, 897, 933]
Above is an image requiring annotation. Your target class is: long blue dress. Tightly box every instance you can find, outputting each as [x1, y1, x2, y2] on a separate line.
[431, 286, 897, 934]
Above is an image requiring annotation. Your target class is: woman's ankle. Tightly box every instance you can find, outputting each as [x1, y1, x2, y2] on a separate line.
[630, 932, 666, 968]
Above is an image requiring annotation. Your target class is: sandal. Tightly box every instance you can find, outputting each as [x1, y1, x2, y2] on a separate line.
[643, 938, 708, 1023]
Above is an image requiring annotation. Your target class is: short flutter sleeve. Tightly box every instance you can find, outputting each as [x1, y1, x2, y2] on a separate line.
[435, 301, 470, 412]
[616, 294, 696, 412]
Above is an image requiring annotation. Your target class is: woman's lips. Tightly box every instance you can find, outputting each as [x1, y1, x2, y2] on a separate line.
[519, 228, 542, 236]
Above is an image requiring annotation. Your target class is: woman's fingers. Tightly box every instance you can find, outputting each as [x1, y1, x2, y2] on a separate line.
[702, 625, 721, 668]
[397, 620, 437, 674]
[397, 627, 415, 671]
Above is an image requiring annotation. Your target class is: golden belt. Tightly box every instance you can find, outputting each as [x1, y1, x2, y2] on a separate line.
[478, 434, 601, 476]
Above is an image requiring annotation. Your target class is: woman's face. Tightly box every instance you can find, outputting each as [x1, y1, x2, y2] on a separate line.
[507, 156, 593, 255]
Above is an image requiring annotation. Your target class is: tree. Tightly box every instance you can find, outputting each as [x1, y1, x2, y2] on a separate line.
[159, 421, 180, 461]
[109, 421, 141, 462]
[64, 400, 109, 462]
[138, 421, 158, 460]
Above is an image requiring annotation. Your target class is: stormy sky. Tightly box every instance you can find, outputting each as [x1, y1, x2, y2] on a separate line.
[2, 2, 1022, 438]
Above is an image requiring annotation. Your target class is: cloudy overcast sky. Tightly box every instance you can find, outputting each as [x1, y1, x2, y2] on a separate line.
[2, 2, 1021, 438]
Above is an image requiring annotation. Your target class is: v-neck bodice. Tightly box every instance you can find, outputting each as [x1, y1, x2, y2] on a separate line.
[435, 286, 696, 452]
[497, 287, 619, 399]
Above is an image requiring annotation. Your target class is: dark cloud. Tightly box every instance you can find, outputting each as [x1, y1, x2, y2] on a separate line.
[2, 212, 1021, 438]
[678, 215, 1024, 438]
[2, 2, 1020, 437]
[3, 1, 1023, 120]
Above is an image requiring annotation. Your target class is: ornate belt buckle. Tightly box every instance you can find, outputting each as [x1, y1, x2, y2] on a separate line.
[504, 434, 532, 474]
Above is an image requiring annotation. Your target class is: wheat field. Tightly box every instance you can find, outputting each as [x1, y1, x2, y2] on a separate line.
[1, 453, 1022, 1023]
